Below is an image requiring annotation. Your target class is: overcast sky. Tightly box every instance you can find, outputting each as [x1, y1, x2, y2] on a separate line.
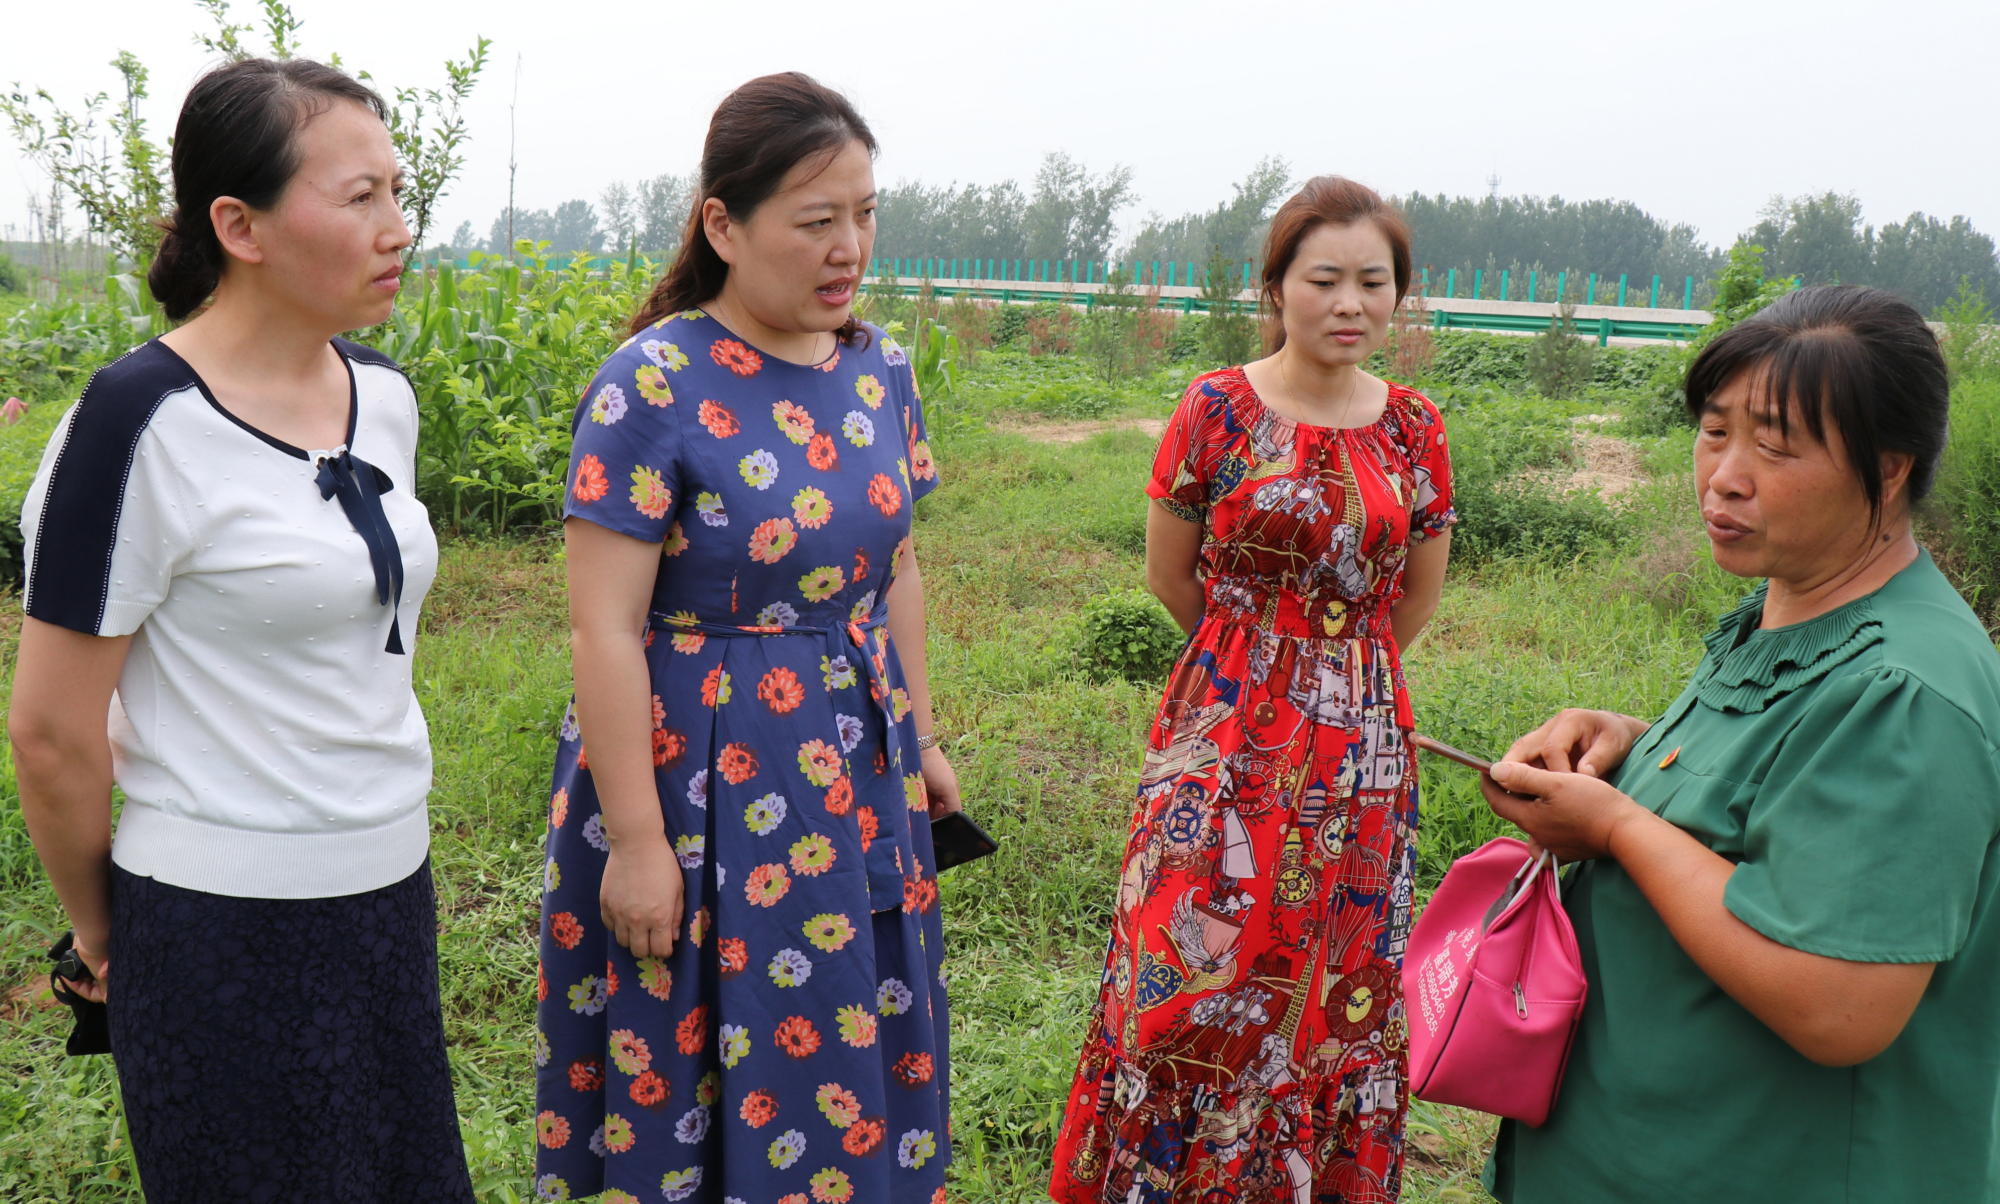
[4, 0, 1996, 255]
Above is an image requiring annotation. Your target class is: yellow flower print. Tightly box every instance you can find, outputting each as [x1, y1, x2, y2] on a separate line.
[854, 374, 885, 410]
[789, 833, 836, 877]
[904, 773, 927, 812]
[799, 565, 845, 603]
[662, 522, 689, 557]
[629, 466, 672, 519]
[635, 365, 674, 406]
[804, 912, 856, 952]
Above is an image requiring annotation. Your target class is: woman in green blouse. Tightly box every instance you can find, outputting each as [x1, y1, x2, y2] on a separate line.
[1477, 284, 2000, 1203]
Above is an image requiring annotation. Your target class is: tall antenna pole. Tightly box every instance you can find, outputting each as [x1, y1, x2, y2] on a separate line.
[507, 54, 522, 260]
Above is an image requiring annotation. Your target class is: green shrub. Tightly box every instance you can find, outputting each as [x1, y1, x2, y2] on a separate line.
[0, 253, 23, 295]
[1523, 303, 1597, 398]
[1442, 393, 1625, 563]
[1079, 588, 1185, 681]
[1931, 375, 2000, 623]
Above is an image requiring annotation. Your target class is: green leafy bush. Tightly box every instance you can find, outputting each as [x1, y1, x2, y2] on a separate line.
[1442, 393, 1625, 563]
[1931, 374, 2000, 624]
[1524, 303, 1597, 398]
[1078, 588, 1184, 681]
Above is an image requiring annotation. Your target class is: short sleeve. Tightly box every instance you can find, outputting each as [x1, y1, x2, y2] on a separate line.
[885, 336, 938, 504]
[1146, 376, 1228, 525]
[1405, 391, 1457, 544]
[21, 402, 193, 638]
[1724, 668, 2000, 963]
[562, 340, 687, 544]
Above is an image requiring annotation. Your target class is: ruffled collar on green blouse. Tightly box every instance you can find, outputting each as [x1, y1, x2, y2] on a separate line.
[1695, 580, 1886, 715]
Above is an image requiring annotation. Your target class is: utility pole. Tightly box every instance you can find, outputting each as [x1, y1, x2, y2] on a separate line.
[507, 54, 521, 260]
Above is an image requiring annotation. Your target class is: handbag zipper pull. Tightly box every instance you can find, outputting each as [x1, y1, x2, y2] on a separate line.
[1514, 982, 1528, 1019]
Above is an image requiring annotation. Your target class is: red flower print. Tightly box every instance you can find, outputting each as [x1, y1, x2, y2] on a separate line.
[700, 665, 732, 708]
[749, 517, 798, 565]
[867, 472, 902, 517]
[718, 743, 759, 785]
[567, 1058, 603, 1092]
[676, 1004, 708, 1055]
[914, 876, 938, 914]
[652, 726, 686, 768]
[903, 876, 920, 914]
[710, 338, 764, 376]
[744, 863, 791, 907]
[537, 962, 549, 1001]
[816, 346, 841, 373]
[824, 775, 853, 816]
[856, 805, 877, 851]
[604, 961, 620, 997]
[843, 1116, 885, 1156]
[697, 399, 740, 438]
[911, 437, 936, 482]
[629, 1070, 669, 1109]
[807, 432, 839, 471]
[550, 788, 569, 828]
[550, 911, 584, 950]
[536, 1110, 571, 1148]
[573, 454, 609, 503]
[740, 1090, 778, 1127]
[719, 937, 748, 978]
[853, 548, 870, 584]
[757, 667, 805, 714]
[892, 1051, 934, 1088]
[775, 1016, 822, 1059]
[576, 745, 589, 770]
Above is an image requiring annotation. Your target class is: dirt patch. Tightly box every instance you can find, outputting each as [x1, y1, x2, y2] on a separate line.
[2, 977, 59, 1021]
[1519, 433, 1647, 503]
[999, 417, 1167, 444]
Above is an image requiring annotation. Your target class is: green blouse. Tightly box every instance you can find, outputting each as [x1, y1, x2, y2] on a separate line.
[1485, 552, 2000, 1203]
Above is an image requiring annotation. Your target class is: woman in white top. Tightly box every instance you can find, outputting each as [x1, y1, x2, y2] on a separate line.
[10, 57, 473, 1202]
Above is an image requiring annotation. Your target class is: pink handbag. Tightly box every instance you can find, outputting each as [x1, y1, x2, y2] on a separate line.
[1404, 837, 1587, 1127]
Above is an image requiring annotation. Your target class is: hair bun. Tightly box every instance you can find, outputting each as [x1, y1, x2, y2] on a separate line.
[147, 214, 222, 321]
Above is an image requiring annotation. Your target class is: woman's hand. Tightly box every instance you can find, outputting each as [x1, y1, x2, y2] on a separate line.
[1502, 708, 1651, 779]
[63, 931, 110, 1004]
[1479, 761, 1653, 863]
[920, 743, 962, 818]
[599, 834, 685, 959]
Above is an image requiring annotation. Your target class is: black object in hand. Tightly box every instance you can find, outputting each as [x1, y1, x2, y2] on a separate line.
[930, 811, 998, 871]
[48, 931, 111, 1056]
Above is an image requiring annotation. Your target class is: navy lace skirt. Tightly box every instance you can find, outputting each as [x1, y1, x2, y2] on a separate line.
[107, 859, 475, 1204]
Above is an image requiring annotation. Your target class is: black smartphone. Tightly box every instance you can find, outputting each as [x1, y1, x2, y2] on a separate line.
[930, 811, 999, 872]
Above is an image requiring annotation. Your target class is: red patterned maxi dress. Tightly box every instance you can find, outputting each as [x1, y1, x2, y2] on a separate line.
[1049, 368, 1456, 1204]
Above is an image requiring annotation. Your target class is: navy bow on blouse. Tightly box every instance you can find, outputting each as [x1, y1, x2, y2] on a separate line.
[315, 449, 406, 655]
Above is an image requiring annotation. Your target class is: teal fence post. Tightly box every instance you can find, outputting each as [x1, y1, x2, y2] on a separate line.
[1618, 274, 1628, 306]
[1588, 273, 1598, 304]
[1556, 270, 1566, 302]
[1474, 269, 1483, 299]
[1447, 268, 1457, 298]
[1527, 270, 1538, 302]
[1684, 276, 1695, 310]
[1152, 261, 1161, 287]
[1500, 269, 1510, 301]
[1421, 266, 1430, 291]
[1598, 317, 1611, 346]
[1650, 274, 1660, 308]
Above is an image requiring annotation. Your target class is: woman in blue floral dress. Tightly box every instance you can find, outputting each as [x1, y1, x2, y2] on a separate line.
[534, 74, 956, 1203]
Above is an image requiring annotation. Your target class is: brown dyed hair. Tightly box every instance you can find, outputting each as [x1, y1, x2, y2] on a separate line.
[1257, 176, 1413, 354]
[628, 72, 877, 339]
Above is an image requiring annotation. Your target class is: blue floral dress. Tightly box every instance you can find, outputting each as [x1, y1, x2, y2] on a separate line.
[534, 313, 949, 1204]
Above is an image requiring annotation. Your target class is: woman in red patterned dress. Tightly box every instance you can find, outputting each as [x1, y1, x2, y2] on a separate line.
[1050, 177, 1455, 1204]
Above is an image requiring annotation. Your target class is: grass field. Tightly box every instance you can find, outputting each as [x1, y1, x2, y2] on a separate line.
[0, 347, 1740, 1202]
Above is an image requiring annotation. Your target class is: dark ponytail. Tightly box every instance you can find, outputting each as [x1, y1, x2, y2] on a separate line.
[629, 72, 876, 340]
[150, 57, 388, 321]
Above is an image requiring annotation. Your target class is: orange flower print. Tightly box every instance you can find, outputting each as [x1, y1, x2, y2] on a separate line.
[662, 522, 689, 557]
[568, 1058, 604, 1091]
[797, 739, 843, 788]
[824, 775, 853, 816]
[639, 957, 672, 1000]
[629, 1070, 669, 1109]
[854, 373, 886, 410]
[806, 432, 839, 471]
[853, 547, 870, 584]
[550, 911, 584, 950]
[867, 472, 903, 517]
[816, 346, 841, 373]
[675, 1004, 709, 1055]
[718, 742, 758, 785]
[610, 1029, 652, 1075]
[892, 1051, 934, 1088]
[702, 666, 734, 708]
[745, 863, 791, 907]
[739, 1090, 778, 1128]
[903, 877, 921, 914]
[836, 1004, 877, 1047]
[791, 486, 832, 529]
[697, 400, 739, 438]
[573, 453, 609, 502]
[749, 518, 798, 565]
[773, 400, 815, 444]
[911, 437, 936, 482]
[719, 937, 749, 979]
[913, 876, 939, 914]
[856, 806, 877, 851]
[711, 338, 764, 376]
[537, 1110, 572, 1149]
[775, 1015, 822, 1058]
[757, 667, 805, 714]
[652, 726, 686, 768]
[605, 961, 620, 998]
[843, 1117, 884, 1156]
[629, 466, 672, 519]
[550, 788, 569, 828]
[538, 962, 549, 1002]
